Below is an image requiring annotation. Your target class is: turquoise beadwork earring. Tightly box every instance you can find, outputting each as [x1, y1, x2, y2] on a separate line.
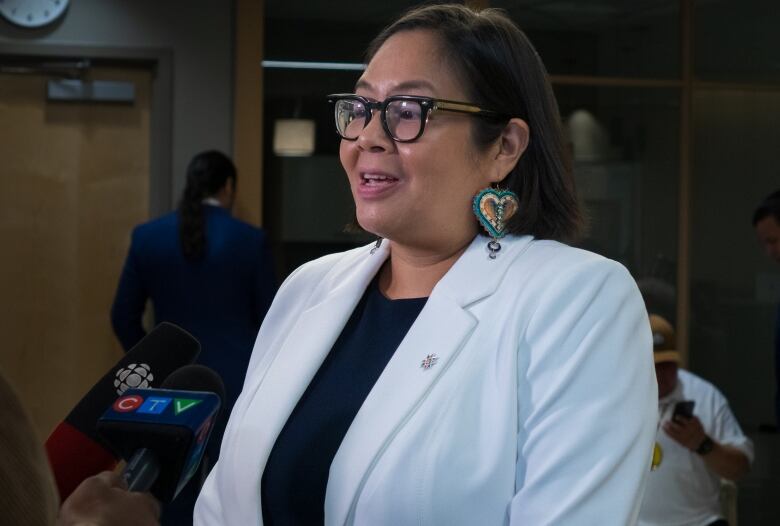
[472, 186, 519, 259]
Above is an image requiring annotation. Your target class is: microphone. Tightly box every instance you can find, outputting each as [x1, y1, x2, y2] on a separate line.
[96, 365, 225, 502]
[45, 322, 200, 500]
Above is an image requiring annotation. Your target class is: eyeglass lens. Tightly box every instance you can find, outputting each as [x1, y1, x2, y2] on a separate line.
[335, 98, 424, 141]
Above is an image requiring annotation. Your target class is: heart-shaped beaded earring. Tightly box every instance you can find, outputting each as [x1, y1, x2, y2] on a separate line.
[472, 186, 519, 259]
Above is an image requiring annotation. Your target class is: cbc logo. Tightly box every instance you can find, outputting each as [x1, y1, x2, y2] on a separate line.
[113, 363, 154, 395]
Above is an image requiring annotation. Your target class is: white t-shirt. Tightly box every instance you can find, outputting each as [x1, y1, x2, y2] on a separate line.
[638, 369, 754, 526]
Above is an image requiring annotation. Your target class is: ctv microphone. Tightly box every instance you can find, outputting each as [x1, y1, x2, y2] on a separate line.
[96, 365, 225, 502]
[45, 322, 200, 500]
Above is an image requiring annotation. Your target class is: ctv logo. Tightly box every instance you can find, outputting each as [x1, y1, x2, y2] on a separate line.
[112, 394, 203, 415]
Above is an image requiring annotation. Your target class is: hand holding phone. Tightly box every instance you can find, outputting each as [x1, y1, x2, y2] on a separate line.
[672, 400, 695, 422]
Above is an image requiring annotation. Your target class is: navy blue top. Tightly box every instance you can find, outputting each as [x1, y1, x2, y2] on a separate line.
[261, 277, 427, 526]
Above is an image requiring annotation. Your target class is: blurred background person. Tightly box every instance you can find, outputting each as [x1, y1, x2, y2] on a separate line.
[640, 314, 753, 526]
[1, 368, 160, 526]
[752, 189, 780, 428]
[1, 366, 59, 526]
[110, 150, 277, 525]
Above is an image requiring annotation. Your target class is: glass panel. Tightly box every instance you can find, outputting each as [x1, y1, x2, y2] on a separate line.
[494, 0, 680, 78]
[695, 0, 780, 83]
[690, 88, 779, 424]
[690, 88, 780, 525]
[556, 86, 680, 302]
[264, 67, 369, 277]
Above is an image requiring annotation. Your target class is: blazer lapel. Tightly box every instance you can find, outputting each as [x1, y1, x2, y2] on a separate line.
[222, 241, 390, 525]
[325, 235, 533, 525]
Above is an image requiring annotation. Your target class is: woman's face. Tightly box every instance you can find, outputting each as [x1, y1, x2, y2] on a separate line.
[339, 30, 500, 250]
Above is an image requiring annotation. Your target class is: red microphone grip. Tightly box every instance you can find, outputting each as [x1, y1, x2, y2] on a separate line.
[45, 421, 118, 501]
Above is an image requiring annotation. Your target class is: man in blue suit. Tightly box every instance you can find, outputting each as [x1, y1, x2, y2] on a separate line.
[110, 150, 276, 525]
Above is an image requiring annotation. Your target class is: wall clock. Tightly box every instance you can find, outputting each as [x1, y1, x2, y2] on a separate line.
[0, 0, 70, 28]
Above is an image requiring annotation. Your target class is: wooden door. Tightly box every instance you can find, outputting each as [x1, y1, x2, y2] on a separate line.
[0, 66, 151, 439]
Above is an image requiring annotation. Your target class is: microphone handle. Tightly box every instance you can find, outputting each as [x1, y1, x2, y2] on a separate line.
[122, 448, 160, 492]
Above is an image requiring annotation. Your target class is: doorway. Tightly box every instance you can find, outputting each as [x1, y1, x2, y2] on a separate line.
[0, 64, 152, 439]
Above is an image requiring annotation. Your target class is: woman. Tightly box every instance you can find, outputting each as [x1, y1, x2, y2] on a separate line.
[195, 5, 656, 525]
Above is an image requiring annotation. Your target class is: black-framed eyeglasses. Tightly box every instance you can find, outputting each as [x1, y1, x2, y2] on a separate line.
[327, 93, 511, 143]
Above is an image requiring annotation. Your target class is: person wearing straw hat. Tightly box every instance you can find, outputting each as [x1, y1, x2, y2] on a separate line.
[639, 314, 753, 526]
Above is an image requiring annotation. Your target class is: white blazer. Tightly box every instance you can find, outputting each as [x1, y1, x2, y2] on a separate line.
[195, 235, 658, 525]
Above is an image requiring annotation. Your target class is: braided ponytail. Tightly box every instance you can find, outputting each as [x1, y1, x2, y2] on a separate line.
[178, 150, 236, 260]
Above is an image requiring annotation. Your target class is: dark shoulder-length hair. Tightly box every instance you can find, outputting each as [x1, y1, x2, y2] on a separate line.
[178, 150, 236, 260]
[366, 4, 583, 242]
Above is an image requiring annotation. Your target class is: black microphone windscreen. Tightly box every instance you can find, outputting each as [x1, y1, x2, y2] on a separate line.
[161, 364, 226, 409]
[64, 322, 201, 441]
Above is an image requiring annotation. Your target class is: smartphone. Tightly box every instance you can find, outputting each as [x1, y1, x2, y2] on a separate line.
[672, 400, 695, 421]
